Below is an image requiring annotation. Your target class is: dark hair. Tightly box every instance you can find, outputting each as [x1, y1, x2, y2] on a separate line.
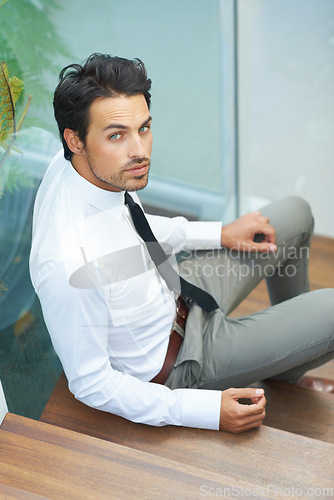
[53, 53, 152, 160]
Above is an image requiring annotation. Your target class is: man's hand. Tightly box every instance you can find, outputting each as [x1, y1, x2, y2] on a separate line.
[219, 388, 266, 433]
[221, 211, 277, 253]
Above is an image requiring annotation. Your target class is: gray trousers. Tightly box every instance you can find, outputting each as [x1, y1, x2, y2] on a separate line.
[166, 196, 334, 390]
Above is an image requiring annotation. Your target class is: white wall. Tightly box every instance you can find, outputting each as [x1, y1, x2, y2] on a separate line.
[0, 380, 8, 424]
[238, 0, 334, 237]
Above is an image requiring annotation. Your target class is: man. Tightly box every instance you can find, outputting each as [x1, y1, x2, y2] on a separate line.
[30, 53, 334, 433]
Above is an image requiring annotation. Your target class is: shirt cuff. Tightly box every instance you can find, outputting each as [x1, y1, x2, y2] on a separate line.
[184, 221, 222, 250]
[175, 388, 222, 430]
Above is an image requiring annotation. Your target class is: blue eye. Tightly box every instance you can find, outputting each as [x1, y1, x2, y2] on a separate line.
[139, 126, 149, 134]
[110, 133, 121, 140]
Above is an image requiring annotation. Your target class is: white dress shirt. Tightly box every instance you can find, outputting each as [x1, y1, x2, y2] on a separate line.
[30, 150, 223, 429]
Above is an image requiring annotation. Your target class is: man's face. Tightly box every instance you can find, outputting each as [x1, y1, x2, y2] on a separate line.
[74, 94, 153, 192]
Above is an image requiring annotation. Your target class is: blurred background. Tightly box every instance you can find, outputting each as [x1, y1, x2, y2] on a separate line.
[0, 0, 333, 418]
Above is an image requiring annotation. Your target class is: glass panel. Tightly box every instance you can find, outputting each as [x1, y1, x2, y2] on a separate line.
[45, 0, 237, 221]
[0, 129, 62, 419]
[0, 379, 7, 424]
[0, 0, 68, 418]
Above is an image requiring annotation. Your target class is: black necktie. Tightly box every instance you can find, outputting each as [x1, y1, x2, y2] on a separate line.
[124, 192, 219, 313]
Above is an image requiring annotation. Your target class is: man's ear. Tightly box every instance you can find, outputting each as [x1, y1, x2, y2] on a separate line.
[63, 129, 85, 155]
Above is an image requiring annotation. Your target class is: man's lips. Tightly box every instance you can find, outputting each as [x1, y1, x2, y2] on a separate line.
[125, 163, 149, 175]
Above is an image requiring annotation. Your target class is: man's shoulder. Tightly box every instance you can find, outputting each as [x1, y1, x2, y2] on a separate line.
[36, 149, 69, 197]
[31, 151, 82, 269]
[34, 150, 84, 223]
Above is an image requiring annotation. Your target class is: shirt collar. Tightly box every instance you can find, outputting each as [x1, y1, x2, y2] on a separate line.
[63, 157, 125, 218]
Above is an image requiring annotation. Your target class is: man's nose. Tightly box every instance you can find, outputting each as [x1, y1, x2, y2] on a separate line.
[128, 134, 145, 158]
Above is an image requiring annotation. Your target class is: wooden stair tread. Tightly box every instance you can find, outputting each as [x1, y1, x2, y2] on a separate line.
[1, 413, 263, 500]
[253, 379, 334, 443]
[308, 360, 334, 380]
[37, 374, 334, 494]
[42, 372, 334, 444]
[0, 483, 47, 499]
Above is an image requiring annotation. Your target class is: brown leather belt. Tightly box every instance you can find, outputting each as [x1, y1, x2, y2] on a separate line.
[151, 296, 189, 385]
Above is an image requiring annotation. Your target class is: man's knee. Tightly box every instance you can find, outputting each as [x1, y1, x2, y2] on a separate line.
[262, 195, 314, 238]
[284, 196, 314, 233]
[316, 288, 334, 322]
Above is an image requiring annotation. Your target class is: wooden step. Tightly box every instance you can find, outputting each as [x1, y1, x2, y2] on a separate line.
[41, 372, 334, 444]
[252, 379, 334, 443]
[0, 483, 47, 499]
[1, 413, 264, 500]
[308, 359, 334, 380]
[37, 374, 334, 496]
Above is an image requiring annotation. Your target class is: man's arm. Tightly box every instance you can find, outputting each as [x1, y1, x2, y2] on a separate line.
[37, 261, 266, 433]
[34, 261, 224, 430]
[147, 204, 276, 256]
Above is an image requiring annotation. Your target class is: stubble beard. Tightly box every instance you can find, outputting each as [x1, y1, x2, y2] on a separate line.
[86, 153, 150, 192]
